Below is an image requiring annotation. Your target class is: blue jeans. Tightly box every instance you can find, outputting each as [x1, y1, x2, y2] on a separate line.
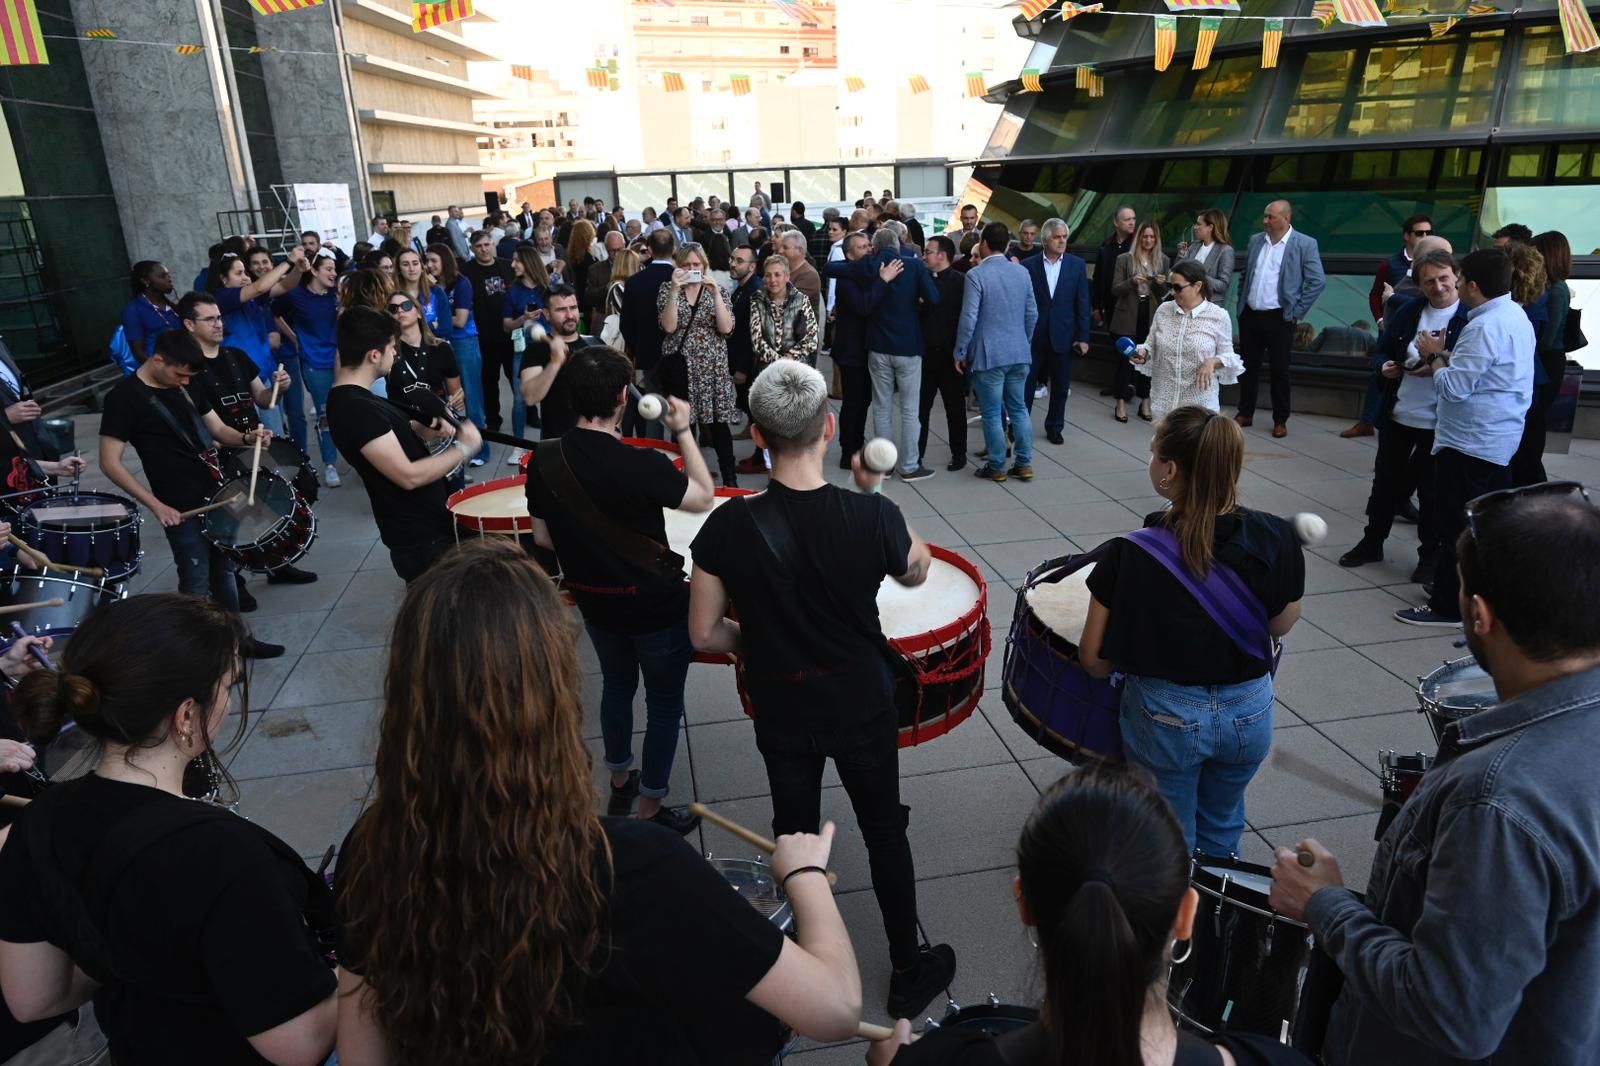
[510, 348, 527, 440]
[163, 518, 239, 613]
[301, 366, 340, 468]
[972, 362, 1033, 470]
[450, 333, 492, 461]
[1118, 672, 1274, 856]
[585, 619, 692, 799]
[275, 355, 309, 453]
[866, 350, 923, 474]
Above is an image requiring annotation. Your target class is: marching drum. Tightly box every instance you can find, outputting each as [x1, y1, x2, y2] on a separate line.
[1003, 554, 1123, 762]
[0, 570, 124, 637]
[448, 476, 531, 535]
[928, 1000, 1039, 1037]
[518, 436, 685, 473]
[1375, 749, 1435, 840]
[16, 492, 143, 581]
[201, 470, 317, 574]
[1416, 655, 1497, 744]
[227, 439, 320, 506]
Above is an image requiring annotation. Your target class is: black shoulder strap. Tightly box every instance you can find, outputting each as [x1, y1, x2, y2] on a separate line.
[143, 384, 213, 453]
[533, 439, 684, 579]
[743, 489, 800, 575]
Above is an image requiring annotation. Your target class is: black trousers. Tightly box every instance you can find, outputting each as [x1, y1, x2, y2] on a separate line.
[1364, 421, 1436, 548]
[480, 339, 516, 425]
[390, 534, 457, 585]
[1237, 307, 1297, 424]
[1510, 381, 1558, 487]
[756, 710, 920, 969]
[918, 354, 967, 462]
[1113, 298, 1153, 403]
[1428, 447, 1511, 618]
[838, 362, 872, 462]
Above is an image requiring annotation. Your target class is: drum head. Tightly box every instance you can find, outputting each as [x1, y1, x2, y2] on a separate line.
[938, 1003, 1039, 1035]
[1023, 563, 1096, 648]
[202, 476, 296, 548]
[25, 493, 138, 531]
[448, 476, 531, 533]
[1419, 655, 1496, 717]
[706, 856, 791, 927]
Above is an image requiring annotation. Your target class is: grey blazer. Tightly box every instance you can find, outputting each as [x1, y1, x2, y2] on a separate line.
[1109, 251, 1171, 337]
[1239, 229, 1326, 322]
[1186, 242, 1235, 305]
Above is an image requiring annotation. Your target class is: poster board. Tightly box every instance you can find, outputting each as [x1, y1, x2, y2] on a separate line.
[293, 183, 358, 251]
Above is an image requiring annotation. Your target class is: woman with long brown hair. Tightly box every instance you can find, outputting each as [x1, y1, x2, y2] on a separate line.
[1512, 230, 1575, 485]
[566, 218, 601, 324]
[1077, 407, 1305, 855]
[1177, 207, 1235, 306]
[334, 540, 865, 1064]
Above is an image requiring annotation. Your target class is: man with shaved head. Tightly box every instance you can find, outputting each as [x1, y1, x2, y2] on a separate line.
[1235, 199, 1326, 438]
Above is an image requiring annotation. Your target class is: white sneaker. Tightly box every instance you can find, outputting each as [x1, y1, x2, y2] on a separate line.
[324, 464, 341, 488]
[506, 448, 527, 466]
[1034, 385, 1048, 399]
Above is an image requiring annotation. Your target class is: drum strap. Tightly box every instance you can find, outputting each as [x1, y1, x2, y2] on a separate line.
[143, 387, 217, 471]
[532, 439, 685, 580]
[1124, 527, 1277, 668]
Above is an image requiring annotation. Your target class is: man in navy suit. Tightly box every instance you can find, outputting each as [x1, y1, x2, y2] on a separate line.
[620, 228, 677, 437]
[1023, 218, 1092, 446]
[1236, 199, 1326, 437]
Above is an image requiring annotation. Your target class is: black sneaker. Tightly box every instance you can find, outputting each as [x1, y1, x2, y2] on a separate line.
[608, 769, 640, 817]
[235, 577, 257, 614]
[245, 638, 285, 659]
[1338, 539, 1384, 568]
[900, 466, 936, 482]
[946, 454, 966, 472]
[886, 944, 957, 1019]
[649, 804, 701, 836]
[267, 565, 319, 585]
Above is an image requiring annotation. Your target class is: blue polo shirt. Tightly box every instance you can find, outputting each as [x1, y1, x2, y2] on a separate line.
[442, 275, 476, 341]
[119, 296, 181, 359]
[282, 286, 340, 370]
[213, 286, 275, 376]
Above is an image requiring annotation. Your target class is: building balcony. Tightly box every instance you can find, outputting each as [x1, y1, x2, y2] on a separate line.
[347, 53, 507, 99]
[358, 108, 494, 137]
[340, 0, 502, 61]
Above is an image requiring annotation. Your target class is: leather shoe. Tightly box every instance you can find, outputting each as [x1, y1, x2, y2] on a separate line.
[648, 805, 702, 836]
[244, 638, 285, 660]
[267, 565, 318, 585]
[1234, 413, 1253, 428]
[1340, 421, 1375, 439]
[947, 454, 967, 472]
[1338, 539, 1383, 568]
[1046, 430, 1064, 445]
[1272, 423, 1288, 438]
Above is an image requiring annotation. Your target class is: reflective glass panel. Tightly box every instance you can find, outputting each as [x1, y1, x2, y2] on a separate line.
[1503, 25, 1600, 130]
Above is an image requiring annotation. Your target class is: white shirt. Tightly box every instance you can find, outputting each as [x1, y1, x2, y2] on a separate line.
[1134, 299, 1242, 421]
[367, 230, 387, 247]
[1192, 241, 1216, 266]
[1248, 226, 1293, 312]
[1393, 300, 1457, 430]
[1041, 252, 1063, 297]
[825, 238, 845, 312]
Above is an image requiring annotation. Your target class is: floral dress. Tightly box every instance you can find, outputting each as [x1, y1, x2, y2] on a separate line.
[657, 283, 739, 424]
[1135, 298, 1243, 421]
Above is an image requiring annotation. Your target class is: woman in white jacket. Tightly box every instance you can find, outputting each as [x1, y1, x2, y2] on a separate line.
[1130, 259, 1243, 421]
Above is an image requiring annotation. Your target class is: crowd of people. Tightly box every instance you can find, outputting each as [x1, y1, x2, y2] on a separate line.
[0, 184, 1586, 1066]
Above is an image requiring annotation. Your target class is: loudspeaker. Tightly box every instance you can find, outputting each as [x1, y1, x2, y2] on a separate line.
[484, 191, 501, 216]
[770, 181, 786, 203]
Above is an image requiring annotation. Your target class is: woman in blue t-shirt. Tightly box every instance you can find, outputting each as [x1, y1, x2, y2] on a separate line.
[120, 261, 182, 365]
[427, 243, 487, 465]
[395, 249, 447, 336]
[206, 247, 307, 389]
[280, 252, 344, 487]
[502, 245, 550, 446]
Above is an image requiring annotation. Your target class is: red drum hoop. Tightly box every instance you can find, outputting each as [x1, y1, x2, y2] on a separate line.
[447, 475, 530, 535]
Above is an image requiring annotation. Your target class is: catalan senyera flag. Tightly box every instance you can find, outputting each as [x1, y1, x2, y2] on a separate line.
[730, 73, 752, 95]
[662, 71, 685, 92]
[511, 64, 533, 80]
[1018, 0, 1055, 19]
[1192, 17, 1220, 68]
[1311, 0, 1336, 28]
[586, 66, 609, 89]
[175, 44, 204, 56]
[1333, 0, 1386, 27]
[845, 75, 865, 92]
[966, 71, 988, 97]
[249, 0, 324, 13]
[1428, 16, 1459, 36]
[84, 28, 116, 39]
[1164, 0, 1239, 10]
[1088, 72, 1105, 97]
[1559, 0, 1600, 51]
[1261, 18, 1283, 67]
[248, 45, 279, 53]
[909, 74, 930, 94]
[0, 0, 47, 66]
[1154, 15, 1177, 70]
[1057, 3, 1105, 19]
[412, 0, 475, 32]
[1074, 64, 1092, 88]
[1021, 68, 1044, 92]
[1467, 3, 1498, 14]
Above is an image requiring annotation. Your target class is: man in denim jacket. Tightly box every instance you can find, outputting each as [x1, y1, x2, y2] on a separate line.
[1271, 488, 1600, 1066]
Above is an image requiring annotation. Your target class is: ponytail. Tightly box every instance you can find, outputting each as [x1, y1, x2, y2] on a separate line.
[15, 670, 100, 748]
[1156, 405, 1243, 575]
[1046, 880, 1149, 1066]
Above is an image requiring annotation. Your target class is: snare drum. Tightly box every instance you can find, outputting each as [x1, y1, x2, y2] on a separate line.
[1375, 749, 1434, 840]
[448, 475, 530, 535]
[201, 471, 317, 574]
[1003, 554, 1123, 762]
[706, 855, 793, 932]
[225, 439, 319, 506]
[0, 570, 123, 637]
[1169, 855, 1340, 1052]
[1416, 655, 1497, 744]
[930, 1000, 1039, 1037]
[17, 492, 143, 581]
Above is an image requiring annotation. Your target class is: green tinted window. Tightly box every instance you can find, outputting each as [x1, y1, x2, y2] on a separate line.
[1503, 25, 1600, 130]
[1008, 92, 1106, 157]
[1038, 0, 1164, 71]
[1096, 58, 1267, 153]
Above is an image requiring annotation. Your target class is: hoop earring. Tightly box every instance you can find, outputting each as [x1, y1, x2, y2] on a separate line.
[1159, 477, 1171, 491]
[1170, 939, 1192, 965]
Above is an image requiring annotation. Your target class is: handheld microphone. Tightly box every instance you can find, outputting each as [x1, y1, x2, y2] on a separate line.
[1115, 337, 1138, 359]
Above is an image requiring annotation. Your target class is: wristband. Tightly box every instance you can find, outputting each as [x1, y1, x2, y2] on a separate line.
[452, 440, 472, 458]
[780, 865, 829, 889]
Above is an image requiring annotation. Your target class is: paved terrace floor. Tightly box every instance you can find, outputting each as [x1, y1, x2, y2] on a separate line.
[66, 382, 1600, 1062]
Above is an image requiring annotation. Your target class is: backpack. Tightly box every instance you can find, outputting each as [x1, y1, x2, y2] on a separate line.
[107, 326, 137, 376]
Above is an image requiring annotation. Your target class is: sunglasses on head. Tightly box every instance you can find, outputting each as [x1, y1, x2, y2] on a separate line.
[387, 299, 416, 314]
[1465, 480, 1591, 540]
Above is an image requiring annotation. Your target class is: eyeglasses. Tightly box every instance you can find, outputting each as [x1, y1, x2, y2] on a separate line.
[387, 300, 416, 314]
[189, 314, 224, 325]
[1465, 480, 1591, 540]
[1409, 228, 1434, 237]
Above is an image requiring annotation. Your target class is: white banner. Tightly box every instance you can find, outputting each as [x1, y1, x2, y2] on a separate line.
[293, 183, 358, 252]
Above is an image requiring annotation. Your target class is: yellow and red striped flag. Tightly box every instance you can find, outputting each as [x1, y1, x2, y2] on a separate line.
[1261, 17, 1283, 67]
[966, 71, 987, 97]
[1311, 0, 1336, 28]
[1192, 17, 1220, 68]
[248, 45, 279, 53]
[1018, 0, 1055, 19]
[662, 71, 685, 92]
[1074, 64, 1092, 88]
[1088, 72, 1105, 97]
[175, 44, 204, 56]
[1559, 0, 1600, 51]
[511, 64, 533, 80]
[1154, 15, 1177, 70]
[1058, 2, 1104, 18]
[1333, 0, 1386, 26]
[84, 28, 116, 39]
[1021, 68, 1044, 92]
[0, 0, 48, 66]
[412, 0, 474, 32]
[586, 66, 609, 88]
[845, 75, 865, 91]
[1164, 0, 1238, 9]
[1467, 3, 1498, 14]
[249, 0, 324, 13]
[730, 73, 752, 95]
[908, 74, 930, 94]
[1428, 16, 1459, 36]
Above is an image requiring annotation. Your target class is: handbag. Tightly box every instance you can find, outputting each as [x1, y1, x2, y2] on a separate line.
[1563, 306, 1586, 353]
[600, 282, 624, 349]
[1123, 525, 1282, 671]
[643, 286, 705, 396]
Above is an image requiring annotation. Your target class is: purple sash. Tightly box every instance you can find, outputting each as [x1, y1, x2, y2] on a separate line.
[1124, 526, 1276, 667]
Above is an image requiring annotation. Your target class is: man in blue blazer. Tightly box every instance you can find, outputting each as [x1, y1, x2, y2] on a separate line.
[1023, 218, 1092, 446]
[1235, 199, 1326, 437]
[956, 222, 1038, 482]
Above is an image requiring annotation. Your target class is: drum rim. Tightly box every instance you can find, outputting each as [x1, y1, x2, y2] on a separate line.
[887, 544, 990, 656]
[1189, 854, 1308, 929]
[0, 570, 118, 596]
[1378, 749, 1434, 772]
[1416, 654, 1494, 715]
[23, 491, 142, 530]
[448, 475, 531, 533]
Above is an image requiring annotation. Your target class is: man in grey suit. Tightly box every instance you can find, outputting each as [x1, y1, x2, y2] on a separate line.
[1236, 199, 1326, 438]
[955, 222, 1039, 482]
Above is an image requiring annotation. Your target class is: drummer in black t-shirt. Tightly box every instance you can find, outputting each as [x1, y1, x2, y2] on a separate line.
[1077, 405, 1305, 857]
[98, 330, 283, 658]
[687, 359, 958, 1021]
[518, 285, 595, 440]
[327, 306, 481, 583]
[179, 291, 317, 588]
[525, 345, 713, 834]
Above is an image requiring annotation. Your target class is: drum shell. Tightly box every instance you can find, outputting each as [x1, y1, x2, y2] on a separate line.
[224, 440, 319, 505]
[0, 571, 124, 636]
[201, 473, 317, 574]
[18, 492, 143, 581]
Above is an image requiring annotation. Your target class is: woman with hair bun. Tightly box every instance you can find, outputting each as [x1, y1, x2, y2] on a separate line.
[0, 594, 339, 1066]
[869, 763, 1312, 1065]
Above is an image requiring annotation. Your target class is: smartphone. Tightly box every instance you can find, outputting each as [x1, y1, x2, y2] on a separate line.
[686, 270, 704, 283]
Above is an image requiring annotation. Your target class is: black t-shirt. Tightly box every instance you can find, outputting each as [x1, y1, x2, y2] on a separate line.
[690, 481, 912, 731]
[389, 338, 460, 402]
[1085, 509, 1305, 685]
[0, 776, 336, 1066]
[460, 258, 515, 345]
[525, 428, 689, 634]
[891, 1020, 1312, 1066]
[189, 346, 261, 433]
[335, 815, 785, 1064]
[528, 334, 598, 440]
[326, 383, 453, 549]
[99, 376, 219, 511]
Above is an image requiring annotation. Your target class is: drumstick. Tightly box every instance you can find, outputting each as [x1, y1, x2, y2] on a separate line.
[177, 494, 242, 521]
[4, 534, 48, 570]
[687, 802, 838, 886]
[0, 794, 27, 808]
[858, 1021, 898, 1041]
[9, 621, 54, 671]
[246, 396, 276, 507]
[0, 598, 64, 617]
